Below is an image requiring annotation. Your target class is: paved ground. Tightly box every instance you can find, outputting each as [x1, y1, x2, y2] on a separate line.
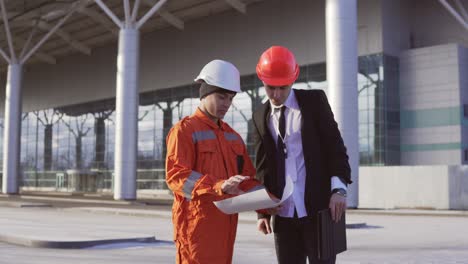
[0, 194, 468, 264]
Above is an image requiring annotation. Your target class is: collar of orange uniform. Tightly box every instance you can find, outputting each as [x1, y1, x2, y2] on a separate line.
[194, 107, 229, 131]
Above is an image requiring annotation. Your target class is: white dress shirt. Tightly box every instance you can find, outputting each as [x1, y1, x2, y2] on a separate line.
[268, 90, 347, 218]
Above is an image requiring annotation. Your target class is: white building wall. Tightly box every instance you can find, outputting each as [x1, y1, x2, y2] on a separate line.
[400, 44, 465, 165]
[401, 126, 461, 146]
[0, 0, 385, 113]
[400, 44, 461, 109]
[359, 165, 468, 210]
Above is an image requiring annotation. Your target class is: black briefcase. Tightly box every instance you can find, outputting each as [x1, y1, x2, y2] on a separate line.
[317, 209, 347, 260]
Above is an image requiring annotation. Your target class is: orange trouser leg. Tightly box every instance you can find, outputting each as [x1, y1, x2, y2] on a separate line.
[175, 240, 193, 264]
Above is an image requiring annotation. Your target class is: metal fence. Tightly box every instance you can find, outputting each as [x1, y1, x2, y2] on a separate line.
[17, 169, 168, 193]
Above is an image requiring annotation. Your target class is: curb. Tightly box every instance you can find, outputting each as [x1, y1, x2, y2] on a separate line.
[62, 207, 173, 218]
[346, 209, 468, 218]
[0, 193, 173, 206]
[0, 201, 52, 208]
[2, 194, 468, 218]
[0, 234, 158, 249]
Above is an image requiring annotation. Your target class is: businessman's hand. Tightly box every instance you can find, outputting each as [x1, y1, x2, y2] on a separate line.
[264, 205, 282, 215]
[221, 175, 249, 195]
[329, 193, 346, 222]
[257, 218, 272, 234]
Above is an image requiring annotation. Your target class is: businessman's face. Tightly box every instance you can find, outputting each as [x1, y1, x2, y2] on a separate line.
[264, 83, 292, 106]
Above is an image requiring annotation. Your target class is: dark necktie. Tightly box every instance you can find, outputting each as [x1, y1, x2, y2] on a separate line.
[276, 106, 286, 198]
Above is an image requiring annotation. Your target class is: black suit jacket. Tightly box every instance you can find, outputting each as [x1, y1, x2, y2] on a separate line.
[253, 89, 351, 218]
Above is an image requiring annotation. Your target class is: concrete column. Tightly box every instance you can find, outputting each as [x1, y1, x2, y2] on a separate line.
[114, 28, 139, 200]
[2, 63, 23, 194]
[325, 0, 359, 208]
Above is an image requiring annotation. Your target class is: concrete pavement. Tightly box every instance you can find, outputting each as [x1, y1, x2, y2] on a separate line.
[0, 194, 468, 263]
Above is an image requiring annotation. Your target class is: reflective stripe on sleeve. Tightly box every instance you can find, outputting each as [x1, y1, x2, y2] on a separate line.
[192, 130, 216, 143]
[224, 132, 239, 141]
[182, 170, 203, 200]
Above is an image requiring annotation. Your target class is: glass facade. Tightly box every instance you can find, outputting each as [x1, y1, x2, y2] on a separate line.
[357, 54, 400, 165]
[0, 53, 399, 192]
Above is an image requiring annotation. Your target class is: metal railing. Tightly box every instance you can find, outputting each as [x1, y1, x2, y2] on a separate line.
[17, 168, 168, 192]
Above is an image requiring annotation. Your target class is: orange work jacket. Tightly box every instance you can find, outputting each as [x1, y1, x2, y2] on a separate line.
[166, 108, 259, 264]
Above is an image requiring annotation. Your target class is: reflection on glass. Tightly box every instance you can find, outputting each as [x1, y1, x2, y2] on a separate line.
[1, 53, 399, 193]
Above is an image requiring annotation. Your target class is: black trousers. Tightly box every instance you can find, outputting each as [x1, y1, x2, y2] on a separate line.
[273, 215, 336, 264]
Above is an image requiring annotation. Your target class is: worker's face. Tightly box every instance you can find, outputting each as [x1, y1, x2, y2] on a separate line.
[202, 92, 236, 120]
[264, 83, 292, 106]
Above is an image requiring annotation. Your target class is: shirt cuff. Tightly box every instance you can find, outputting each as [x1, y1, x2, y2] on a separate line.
[331, 176, 347, 191]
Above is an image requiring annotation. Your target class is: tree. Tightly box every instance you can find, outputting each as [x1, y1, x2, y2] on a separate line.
[62, 114, 92, 170]
[92, 110, 114, 169]
[241, 88, 265, 156]
[33, 110, 63, 171]
[155, 99, 183, 160]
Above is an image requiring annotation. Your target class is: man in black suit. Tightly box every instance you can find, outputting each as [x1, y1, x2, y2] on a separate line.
[253, 46, 352, 264]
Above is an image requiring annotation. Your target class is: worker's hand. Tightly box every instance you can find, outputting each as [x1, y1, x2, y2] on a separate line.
[221, 175, 249, 195]
[329, 193, 347, 223]
[257, 218, 272, 234]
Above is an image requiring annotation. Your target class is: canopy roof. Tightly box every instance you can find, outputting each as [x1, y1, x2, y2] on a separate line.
[0, 0, 264, 67]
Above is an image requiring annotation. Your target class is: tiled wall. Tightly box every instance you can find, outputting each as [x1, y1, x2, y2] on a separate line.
[400, 44, 467, 165]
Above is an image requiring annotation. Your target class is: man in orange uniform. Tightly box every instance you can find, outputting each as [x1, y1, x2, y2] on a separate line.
[166, 59, 260, 264]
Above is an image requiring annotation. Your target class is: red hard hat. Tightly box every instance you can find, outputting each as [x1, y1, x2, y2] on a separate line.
[256, 46, 299, 86]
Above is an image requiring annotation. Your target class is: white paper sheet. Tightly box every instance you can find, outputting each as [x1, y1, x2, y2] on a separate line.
[213, 176, 294, 214]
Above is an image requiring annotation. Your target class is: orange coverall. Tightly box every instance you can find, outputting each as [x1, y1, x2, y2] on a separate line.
[166, 108, 259, 264]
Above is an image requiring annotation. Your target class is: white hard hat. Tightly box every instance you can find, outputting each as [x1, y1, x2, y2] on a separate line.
[194, 60, 241, 93]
